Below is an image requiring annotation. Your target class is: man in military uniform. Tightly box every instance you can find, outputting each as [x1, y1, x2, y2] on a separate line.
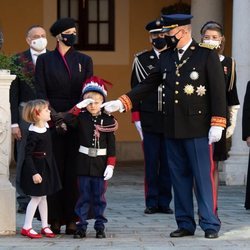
[103, 14, 226, 239]
[131, 19, 172, 214]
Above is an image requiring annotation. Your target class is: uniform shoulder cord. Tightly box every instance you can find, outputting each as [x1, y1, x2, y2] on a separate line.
[228, 58, 235, 91]
[93, 119, 119, 148]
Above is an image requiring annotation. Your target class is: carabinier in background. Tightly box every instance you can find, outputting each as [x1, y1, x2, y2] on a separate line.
[130, 19, 173, 215]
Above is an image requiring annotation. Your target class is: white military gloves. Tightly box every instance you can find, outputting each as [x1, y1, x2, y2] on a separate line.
[103, 165, 114, 180]
[76, 98, 95, 109]
[134, 121, 143, 140]
[102, 100, 124, 113]
[208, 126, 224, 144]
[226, 105, 240, 139]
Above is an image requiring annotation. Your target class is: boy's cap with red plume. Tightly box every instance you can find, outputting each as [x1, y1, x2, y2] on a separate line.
[82, 76, 112, 97]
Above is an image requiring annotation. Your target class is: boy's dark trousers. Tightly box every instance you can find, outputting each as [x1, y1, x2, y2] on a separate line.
[75, 176, 108, 231]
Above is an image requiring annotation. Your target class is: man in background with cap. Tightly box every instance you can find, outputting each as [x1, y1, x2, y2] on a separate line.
[36, 17, 93, 234]
[103, 14, 226, 239]
[130, 19, 172, 215]
[9, 25, 48, 214]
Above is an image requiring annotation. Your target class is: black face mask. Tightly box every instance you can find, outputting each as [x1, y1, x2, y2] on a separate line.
[61, 33, 77, 47]
[164, 30, 181, 49]
[152, 37, 167, 50]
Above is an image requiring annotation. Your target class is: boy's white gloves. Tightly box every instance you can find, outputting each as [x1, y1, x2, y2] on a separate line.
[102, 100, 124, 113]
[76, 98, 95, 109]
[226, 105, 240, 138]
[208, 126, 224, 144]
[134, 121, 143, 140]
[103, 165, 114, 180]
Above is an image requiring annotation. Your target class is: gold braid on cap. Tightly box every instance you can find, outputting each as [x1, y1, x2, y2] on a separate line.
[118, 95, 132, 112]
[162, 24, 179, 29]
[211, 116, 226, 128]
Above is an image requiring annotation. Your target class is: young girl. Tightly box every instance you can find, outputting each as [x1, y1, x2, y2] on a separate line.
[20, 99, 62, 239]
[66, 76, 118, 239]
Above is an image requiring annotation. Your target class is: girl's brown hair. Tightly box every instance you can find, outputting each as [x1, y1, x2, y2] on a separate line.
[200, 21, 225, 54]
[22, 99, 49, 123]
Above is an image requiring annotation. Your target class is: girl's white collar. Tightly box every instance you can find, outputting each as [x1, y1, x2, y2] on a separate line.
[29, 122, 49, 133]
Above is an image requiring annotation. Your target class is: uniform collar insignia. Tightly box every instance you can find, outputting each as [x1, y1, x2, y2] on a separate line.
[148, 65, 155, 70]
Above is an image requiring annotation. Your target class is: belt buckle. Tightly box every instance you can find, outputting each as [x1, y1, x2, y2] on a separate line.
[88, 148, 98, 157]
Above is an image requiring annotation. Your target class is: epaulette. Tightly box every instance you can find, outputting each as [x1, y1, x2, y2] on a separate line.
[198, 43, 217, 50]
[134, 49, 148, 57]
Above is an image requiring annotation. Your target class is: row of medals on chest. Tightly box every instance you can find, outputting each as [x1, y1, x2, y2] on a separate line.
[174, 57, 206, 96]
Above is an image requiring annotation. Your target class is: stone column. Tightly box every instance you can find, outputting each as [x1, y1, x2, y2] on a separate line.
[0, 71, 16, 235]
[223, 0, 250, 185]
[191, 0, 224, 41]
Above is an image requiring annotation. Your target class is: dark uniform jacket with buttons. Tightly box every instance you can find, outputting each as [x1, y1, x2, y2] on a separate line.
[131, 49, 164, 133]
[65, 111, 117, 177]
[126, 40, 227, 139]
[9, 50, 36, 124]
[35, 47, 93, 112]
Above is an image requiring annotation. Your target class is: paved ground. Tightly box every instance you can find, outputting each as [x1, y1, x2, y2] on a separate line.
[1, 162, 250, 249]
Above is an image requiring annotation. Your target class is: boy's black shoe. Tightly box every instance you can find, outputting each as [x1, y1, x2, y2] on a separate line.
[73, 229, 86, 239]
[96, 229, 106, 239]
[204, 229, 218, 239]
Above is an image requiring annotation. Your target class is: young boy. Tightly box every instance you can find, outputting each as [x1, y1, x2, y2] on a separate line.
[66, 76, 118, 239]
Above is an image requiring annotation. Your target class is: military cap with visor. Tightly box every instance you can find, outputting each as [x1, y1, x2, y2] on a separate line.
[161, 14, 193, 32]
[145, 19, 165, 34]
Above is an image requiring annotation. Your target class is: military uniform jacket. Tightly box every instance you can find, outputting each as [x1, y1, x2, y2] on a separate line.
[35, 47, 93, 112]
[66, 111, 117, 177]
[242, 81, 250, 140]
[21, 125, 62, 196]
[9, 50, 36, 124]
[131, 49, 164, 133]
[127, 40, 227, 139]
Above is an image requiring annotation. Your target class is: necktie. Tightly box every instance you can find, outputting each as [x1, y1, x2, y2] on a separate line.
[178, 49, 184, 60]
[178, 49, 184, 54]
[33, 53, 40, 65]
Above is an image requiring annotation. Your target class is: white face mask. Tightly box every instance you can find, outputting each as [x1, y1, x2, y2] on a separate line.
[203, 39, 221, 48]
[31, 37, 47, 51]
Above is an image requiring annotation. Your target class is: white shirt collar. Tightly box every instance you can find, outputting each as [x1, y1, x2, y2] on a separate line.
[219, 54, 225, 62]
[180, 39, 193, 52]
[30, 48, 46, 64]
[177, 39, 193, 59]
[153, 48, 161, 59]
[29, 122, 49, 133]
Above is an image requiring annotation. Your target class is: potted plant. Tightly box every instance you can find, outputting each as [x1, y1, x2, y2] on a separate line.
[0, 31, 28, 79]
[0, 52, 34, 84]
[0, 52, 15, 75]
